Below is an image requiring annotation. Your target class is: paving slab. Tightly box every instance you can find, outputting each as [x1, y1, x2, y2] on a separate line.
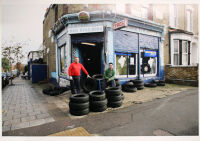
[2, 77, 55, 132]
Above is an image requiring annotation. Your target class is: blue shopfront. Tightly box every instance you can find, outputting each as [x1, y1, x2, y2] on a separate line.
[51, 11, 165, 85]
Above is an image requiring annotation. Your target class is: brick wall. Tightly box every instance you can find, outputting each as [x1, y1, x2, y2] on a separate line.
[165, 64, 198, 86]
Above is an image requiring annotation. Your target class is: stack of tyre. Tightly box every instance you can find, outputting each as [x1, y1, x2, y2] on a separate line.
[69, 94, 90, 116]
[122, 82, 137, 93]
[82, 77, 97, 93]
[89, 91, 108, 112]
[152, 80, 166, 86]
[144, 82, 157, 88]
[131, 79, 144, 90]
[105, 87, 124, 108]
[92, 74, 106, 91]
[106, 79, 121, 88]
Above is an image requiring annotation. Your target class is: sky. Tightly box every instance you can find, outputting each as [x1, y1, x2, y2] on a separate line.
[1, 0, 50, 64]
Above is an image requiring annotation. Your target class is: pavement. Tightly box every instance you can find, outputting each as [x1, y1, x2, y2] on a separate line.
[2, 78, 55, 132]
[1, 77, 198, 136]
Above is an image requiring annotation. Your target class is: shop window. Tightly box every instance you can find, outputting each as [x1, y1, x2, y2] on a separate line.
[140, 50, 157, 75]
[59, 46, 65, 75]
[115, 53, 137, 77]
[173, 40, 191, 66]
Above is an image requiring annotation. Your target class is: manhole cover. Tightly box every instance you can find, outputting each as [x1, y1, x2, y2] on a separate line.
[153, 129, 174, 136]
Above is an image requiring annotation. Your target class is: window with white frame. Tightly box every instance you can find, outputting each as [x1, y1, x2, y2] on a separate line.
[182, 41, 189, 65]
[169, 4, 178, 28]
[141, 7, 148, 19]
[173, 39, 191, 66]
[186, 9, 193, 32]
[173, 40, 179, 65]
[174, 5, 178, 28]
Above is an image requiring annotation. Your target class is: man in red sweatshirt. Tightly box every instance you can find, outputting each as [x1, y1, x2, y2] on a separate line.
[68, 57, 90, 94]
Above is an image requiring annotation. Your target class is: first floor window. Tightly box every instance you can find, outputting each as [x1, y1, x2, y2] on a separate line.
[59, 46, 65, 75]
[173, 39, 190, 66]
[115, 52, 137, 77]
[140, 50, 157, 75]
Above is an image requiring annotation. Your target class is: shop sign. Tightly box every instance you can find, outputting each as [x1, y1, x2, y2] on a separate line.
[68, 26, 104, 34]
[78, 11, 90, 21]
[113, 18, 128, 30]
[144, 50, 157, 57]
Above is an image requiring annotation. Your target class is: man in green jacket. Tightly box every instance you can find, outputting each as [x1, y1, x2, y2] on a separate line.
[104, 63, 116, 87]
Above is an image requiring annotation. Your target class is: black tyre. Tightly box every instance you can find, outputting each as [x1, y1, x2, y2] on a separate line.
[70, 94, 89, 103]
[144, 83, 157, 87]
[105, 87, 122, 96]
[90, 105, 107, 112]
[137, 86, 144, 90]
[92, 74, 104, 80]
[70, 108, 89, 116]
[115, 79, 120, 86]
[108, 100, 122, 108]
[49, 90, 60, 96]
[69, 102, 89, 110]
[123, 82, 134, 87]
[107, 94, 122, 102]
[90, 99, 108, 107]
[106, 85, 122, 90]
[134, 83, 144, 87]
[157, 83, 165, 86]
[121, 94, 125, 100]
[89, 90, 106, 101]
[159, 80, 165, 83]
[83, 78, 97, 93]
[152, 80, 159, 83]
[131, 79, 143, 84]
[123, 87, 137, 92]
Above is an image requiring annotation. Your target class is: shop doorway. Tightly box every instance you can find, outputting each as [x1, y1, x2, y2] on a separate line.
[79, 43, 102, 77]
[71, 33, 104, 77]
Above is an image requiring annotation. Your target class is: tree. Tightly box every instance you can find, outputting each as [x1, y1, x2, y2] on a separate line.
[2, 57, 10, 72]
[2, 42, 25, 85]
[14, 45, 24, 73]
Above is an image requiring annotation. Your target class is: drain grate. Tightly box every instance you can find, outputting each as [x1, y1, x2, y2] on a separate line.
[153, 129, 174, 136]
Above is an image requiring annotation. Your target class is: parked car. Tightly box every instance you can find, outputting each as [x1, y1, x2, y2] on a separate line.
[2, 72, 9, 88]
[7, 72, 13, 79]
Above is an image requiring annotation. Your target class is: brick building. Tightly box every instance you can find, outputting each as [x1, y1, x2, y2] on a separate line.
[43, 4, 198, 85]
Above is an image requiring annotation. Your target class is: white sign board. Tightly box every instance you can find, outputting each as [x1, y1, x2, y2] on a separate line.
[68, 26, 104, 34]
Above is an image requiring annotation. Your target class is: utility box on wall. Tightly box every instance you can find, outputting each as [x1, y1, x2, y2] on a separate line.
[31, 64, 47, 83]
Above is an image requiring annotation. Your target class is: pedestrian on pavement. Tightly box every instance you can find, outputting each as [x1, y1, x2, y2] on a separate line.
[104, 62, 116, 87]
[68, 57, 90, 94]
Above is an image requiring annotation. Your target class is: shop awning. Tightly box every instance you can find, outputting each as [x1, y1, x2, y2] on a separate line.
[71, 33, 104, 43]
[114, 30, 139, 53]
[139, 34, 159, 50]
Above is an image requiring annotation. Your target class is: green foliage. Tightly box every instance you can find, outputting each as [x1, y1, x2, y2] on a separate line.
[2, 57, 10, 72]
[2, 43, 25, 72]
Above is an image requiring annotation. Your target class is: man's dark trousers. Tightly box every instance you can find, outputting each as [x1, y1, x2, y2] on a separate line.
[71, 76, 81, 94]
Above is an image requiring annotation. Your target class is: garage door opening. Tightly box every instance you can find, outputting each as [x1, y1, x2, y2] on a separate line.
[71, 33, 104, 77]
